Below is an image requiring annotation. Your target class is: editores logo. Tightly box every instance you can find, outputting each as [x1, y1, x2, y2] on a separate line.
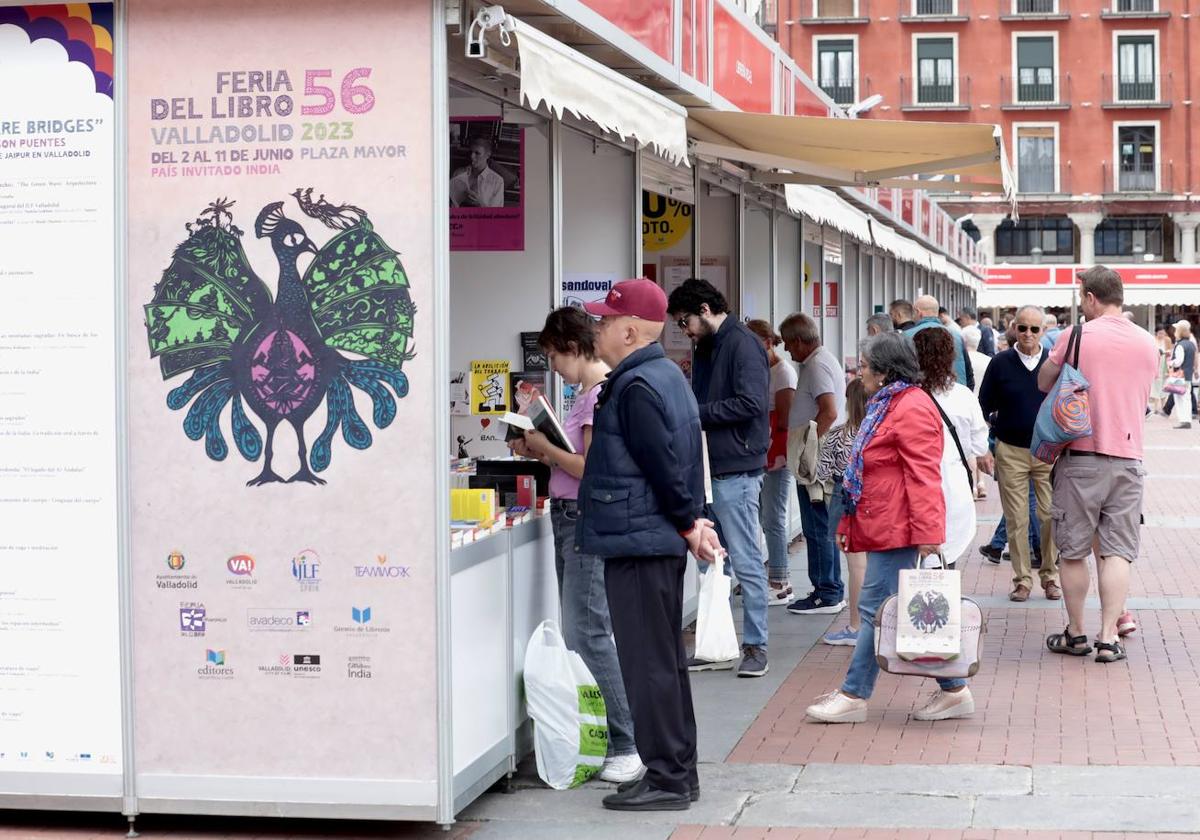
[347, 655, 373, 679]
[247, 608, 312, 631]
[353, 554, 411, 579]
[198, 649, 234, 679]
[225, 554, 258, 588]
[179, 603, 206, 636]
[292, 549, 320, 591]
[156, 550, 197, 590]
[333, 606, 390, 635]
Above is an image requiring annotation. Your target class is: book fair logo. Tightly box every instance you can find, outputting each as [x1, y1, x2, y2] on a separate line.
[353, 554, 410, 580]
[198, 649, 234, 680]
[292, 549, 320, 592]
[247, 608, 311, 632]
[347, 655, 372, 680]
[156, 550, 197, 590]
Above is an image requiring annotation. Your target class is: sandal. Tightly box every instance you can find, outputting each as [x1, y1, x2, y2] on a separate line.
[1046, 626, 1093, 656]
[1095, 641, 1127, 664]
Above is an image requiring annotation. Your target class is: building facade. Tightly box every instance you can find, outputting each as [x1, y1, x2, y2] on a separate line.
[771, 0, 1200, 270]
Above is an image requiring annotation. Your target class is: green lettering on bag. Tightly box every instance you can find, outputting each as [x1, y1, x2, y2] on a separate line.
[571, 763, 600, 787]
[578, 723, 608, 757]
[577, 684, 606, 717]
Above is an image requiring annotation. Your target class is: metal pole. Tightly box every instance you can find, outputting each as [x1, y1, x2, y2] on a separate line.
[633, 150, 643, 278]
[692, 163, 702, 275]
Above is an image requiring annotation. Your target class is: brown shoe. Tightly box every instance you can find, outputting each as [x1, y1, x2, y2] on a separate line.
[1009, 584, 1031, 602]
[1043, 580, 1063, 600]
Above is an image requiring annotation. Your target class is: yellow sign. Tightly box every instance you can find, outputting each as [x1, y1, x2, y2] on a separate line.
[470, 359, 510, 415]
[642, 192, 693, 252]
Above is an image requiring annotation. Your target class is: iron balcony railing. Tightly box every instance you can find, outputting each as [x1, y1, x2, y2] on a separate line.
[1102, 160, 1173, 193]
[818, 79, 857, 105]
[900, 75, 971, 108]
[999, 0, 1068, 16]
[1102, 72, 1172, 106]
[1000, 73, 1070, 108]
[899, 0, 968, 17]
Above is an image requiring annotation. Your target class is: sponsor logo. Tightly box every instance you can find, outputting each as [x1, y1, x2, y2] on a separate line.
[292, 549, 320, 591]
[257, 653, 292, 677]
[179, 603, 206, 636]
[156, 550, 197, 590]
[225, 554, 258, 588]
[292, 653, 321, 677]
[247, 608, 311, 631]
[199, 649, 234, 679]
[353, 554, 411, 580]
[44, 751, 54, 761]
[333, 606, 390, 635]
[347, 655, 373, 679]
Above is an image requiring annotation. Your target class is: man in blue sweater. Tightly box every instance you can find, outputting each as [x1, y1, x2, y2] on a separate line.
[978, 304, 1061, 602]
[905, 295, 974, 389]
[668, 278, 772, 679]
[580, 278, 722, 811]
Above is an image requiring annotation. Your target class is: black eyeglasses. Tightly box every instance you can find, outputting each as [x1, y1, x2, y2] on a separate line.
[676, 315, 692, 331]
[1016, 324, 1042, 334]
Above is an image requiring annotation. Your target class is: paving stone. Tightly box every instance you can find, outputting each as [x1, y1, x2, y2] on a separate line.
[796, 764, 1031, 796]
[466, 821, 674, 840]
[1032, 766, 1200, 797]
[972, 794, 1200, 832]
[737, 792, 974, 829]
[460, 786, 748, 827]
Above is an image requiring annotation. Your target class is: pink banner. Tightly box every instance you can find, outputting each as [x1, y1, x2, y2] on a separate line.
[450, 116, 524, 251]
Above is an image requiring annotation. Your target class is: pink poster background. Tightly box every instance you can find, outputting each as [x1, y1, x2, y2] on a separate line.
[126, 0, 436, 785]
[449, 116, 524, 252]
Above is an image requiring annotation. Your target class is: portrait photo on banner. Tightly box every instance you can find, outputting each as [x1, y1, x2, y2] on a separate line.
[449, 116, 524, 251]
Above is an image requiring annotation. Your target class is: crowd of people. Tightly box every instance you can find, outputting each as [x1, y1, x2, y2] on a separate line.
[512, 266, 1162, 812]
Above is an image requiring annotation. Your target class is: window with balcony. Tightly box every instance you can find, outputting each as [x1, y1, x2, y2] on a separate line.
[1116, 0, 1154, 11]
[817, 39, 856, 105]
[914, 0, 956, 14]
[1116, 35, 1156, 101]
[814, 0, 858, 18]
[916, 37, 955, 103]
[1015, 0, 1057, 12]
[1015, 36, 1055, 102]
[1116, 124, 1156, 191]
[1095, 215, 1164, 257]
[1016, 126, 1056, 192]
[995, 217, 1074, 258]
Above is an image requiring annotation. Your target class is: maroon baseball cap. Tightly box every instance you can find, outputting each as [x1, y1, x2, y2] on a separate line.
[583, 278, 668, 322]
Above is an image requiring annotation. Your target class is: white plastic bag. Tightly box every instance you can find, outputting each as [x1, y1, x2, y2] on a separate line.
[693, 553, 739, 663]
[522, 620, 607, 790]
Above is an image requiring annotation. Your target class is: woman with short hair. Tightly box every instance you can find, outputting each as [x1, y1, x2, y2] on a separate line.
[806, 332, 974, 724]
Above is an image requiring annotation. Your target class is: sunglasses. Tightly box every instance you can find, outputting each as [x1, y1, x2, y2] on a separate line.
[1016, 324, 1042, 334]
[676, 315, 693, 331]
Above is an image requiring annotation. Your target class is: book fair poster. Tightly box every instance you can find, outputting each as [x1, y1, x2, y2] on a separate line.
[0, 4, 123, 782]
[125, 0, 436, 791]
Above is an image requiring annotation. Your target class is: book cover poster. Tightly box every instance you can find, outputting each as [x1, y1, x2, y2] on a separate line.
[449, 116, 524, 251]
[471, 359, 510, 415]
[520, 332, 547, 371]
[510, 371, 547, 413]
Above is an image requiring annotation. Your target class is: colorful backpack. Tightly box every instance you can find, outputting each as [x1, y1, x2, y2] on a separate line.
[1031, 326, 1092, 464]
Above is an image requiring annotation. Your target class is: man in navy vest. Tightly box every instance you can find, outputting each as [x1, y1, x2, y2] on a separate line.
[579, 278, 721, 812]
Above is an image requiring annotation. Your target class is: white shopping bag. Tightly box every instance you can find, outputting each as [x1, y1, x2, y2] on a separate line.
[523, 620, 608, 790]
[896, 565, 962, 662]
[693, 553, 740, 663]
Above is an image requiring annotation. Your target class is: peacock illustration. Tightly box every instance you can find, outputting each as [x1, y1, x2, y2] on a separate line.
[907, 590, 952, 634]
[144, 189, 415, 486]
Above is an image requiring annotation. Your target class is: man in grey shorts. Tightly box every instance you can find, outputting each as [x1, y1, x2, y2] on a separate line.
[1038, 266, 1158, 663]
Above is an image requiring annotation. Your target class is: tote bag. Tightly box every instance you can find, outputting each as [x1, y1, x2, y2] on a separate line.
[1031, 326, 1091, 464]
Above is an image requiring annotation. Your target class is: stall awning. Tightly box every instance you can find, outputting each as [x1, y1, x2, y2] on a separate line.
[512, 19, 689, 165]
[784, 185, 872, 243]
[687, 110, 1013, 200]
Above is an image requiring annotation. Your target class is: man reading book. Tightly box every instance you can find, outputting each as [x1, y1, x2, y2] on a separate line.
[579, 278, 721, 813]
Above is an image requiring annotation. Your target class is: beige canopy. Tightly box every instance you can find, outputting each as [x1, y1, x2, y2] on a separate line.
[687, 109, 1014, 200]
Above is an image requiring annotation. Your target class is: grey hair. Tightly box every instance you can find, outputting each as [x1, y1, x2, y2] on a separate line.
[779, 312, 820, 344]
[1016, 304, 1045, 322]
[962, 324, 982, 350]
[863, 332, 922, 386]
[866, 313, 894, 335]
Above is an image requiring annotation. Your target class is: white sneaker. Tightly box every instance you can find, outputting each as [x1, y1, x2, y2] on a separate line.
[767, 584, 793, 606]
[805, 691, 867, 723]
[599, 753, 644, 783]
[911, 687, 974, 721]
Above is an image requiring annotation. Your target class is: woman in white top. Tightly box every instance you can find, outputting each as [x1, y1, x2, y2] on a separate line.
[747, 320, 798, 605]
[913, 329, 991, 567]
[1169, 320, 1196, 429]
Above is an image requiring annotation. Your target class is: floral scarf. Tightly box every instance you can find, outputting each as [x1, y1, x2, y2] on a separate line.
[842, 381, 915, 514]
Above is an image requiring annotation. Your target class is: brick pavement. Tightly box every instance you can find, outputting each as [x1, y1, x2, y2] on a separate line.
[671, 832, 1200, 840]
[729, 417, 1200, 767]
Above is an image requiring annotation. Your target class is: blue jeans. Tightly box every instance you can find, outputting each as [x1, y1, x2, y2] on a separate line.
[842, 547, 967, 700]
[989, 482, 1040, 552]
[760, 468, 792, 585]
[797, 486, 844, 602]
[711, 472, 769, 648]
[550, 505, 636, 755]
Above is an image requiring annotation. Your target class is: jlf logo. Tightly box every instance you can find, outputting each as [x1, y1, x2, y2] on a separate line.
[292, 550, 320, 590]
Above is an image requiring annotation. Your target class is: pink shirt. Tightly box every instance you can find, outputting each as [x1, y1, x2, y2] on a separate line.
[548, 383, 601, 500]
[1049, 315, 1157, 459]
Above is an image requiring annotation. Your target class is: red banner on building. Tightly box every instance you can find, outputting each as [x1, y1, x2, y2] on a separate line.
[713, 2, 774, 113]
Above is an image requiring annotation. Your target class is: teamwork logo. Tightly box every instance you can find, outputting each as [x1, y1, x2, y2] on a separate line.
[907, 591, 951, 634]
[144, 190, 416, 486]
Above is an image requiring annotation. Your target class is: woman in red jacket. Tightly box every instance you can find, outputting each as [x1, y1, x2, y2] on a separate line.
[805, 332, 975, 724]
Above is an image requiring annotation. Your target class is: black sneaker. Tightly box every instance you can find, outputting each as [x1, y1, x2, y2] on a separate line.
[979, 544, 1003, 564]
[786, 594, 846, 615]
[737, 645, 769, 678]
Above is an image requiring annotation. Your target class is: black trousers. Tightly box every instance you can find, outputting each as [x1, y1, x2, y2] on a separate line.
[604, 554, 698, 795]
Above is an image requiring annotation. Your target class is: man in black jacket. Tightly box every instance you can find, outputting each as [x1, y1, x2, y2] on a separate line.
[668, 278, 772, 678]
[580, 278, 721, 812]
[978, 304, 1061, 603]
